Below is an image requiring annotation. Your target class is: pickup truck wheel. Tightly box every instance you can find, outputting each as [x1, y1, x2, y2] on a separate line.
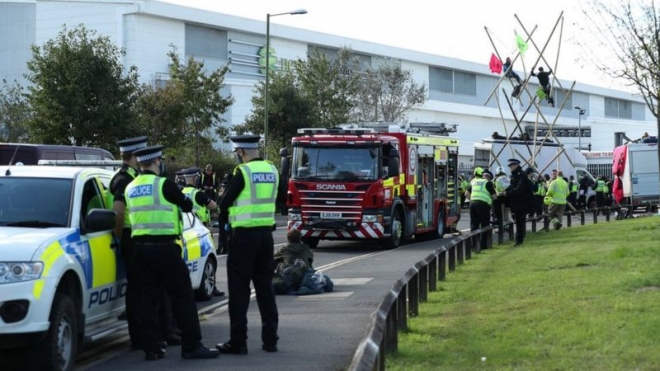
[302, 237, 319, 249]
[194, 258, 216, 301]
[30, 293, 77, 371]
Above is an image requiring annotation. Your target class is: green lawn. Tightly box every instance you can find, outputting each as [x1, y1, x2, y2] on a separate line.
[387, 217, 660, 371]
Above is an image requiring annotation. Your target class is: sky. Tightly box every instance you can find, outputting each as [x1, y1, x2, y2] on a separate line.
[161, 0, 630, 92]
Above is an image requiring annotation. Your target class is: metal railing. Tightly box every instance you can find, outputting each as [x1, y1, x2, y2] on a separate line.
[347, 205, 634, 371]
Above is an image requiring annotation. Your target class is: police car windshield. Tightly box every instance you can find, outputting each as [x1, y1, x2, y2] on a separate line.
[292, 146, 379, 181]
[0, 177, 72, 228]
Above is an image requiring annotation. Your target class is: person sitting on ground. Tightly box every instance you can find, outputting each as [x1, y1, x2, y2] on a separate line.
[273, 229, 332, 295]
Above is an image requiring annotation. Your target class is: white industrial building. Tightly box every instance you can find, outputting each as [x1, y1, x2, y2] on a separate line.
[1, 0, 656, 168]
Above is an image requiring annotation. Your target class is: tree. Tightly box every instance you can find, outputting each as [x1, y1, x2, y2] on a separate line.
[352, 59, 427, 123]
[0, 80, 31, 142]
[26, 25, 138, 151]
[167, 50, 234, 166]
[581, 1, 660, 199]
[134, 82, 188, 150]
[237, 69, 314, 160]
[295, 48, 360, 127]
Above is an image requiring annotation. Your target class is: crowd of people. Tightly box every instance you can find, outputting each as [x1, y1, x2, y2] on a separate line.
[460, 160, 616, 248]
[111, 134, 284, 362]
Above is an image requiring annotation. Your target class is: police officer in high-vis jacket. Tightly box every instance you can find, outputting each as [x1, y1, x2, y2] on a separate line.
[125, 145, 219, 361]
[177, 167, 217, 226]
[109, 136, 148, 349]
[216, 135, 284, 355]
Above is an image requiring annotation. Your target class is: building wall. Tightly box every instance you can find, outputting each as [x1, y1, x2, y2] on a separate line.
[0, 1, 36, 87]
[1, 0, 656, 158]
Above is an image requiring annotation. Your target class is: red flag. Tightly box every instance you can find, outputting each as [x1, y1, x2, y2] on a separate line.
[489, 53, 502, 74]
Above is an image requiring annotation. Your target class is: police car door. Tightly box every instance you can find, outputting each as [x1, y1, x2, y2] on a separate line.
[78, 175, 124, 323]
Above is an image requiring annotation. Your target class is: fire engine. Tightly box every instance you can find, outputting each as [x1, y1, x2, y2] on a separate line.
[280, 123, 461, 249]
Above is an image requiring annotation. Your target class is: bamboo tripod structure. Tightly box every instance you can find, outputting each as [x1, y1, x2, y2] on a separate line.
[484, 12, 578, 175]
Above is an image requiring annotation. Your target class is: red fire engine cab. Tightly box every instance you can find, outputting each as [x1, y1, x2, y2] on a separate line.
[279, 123, 461, 249]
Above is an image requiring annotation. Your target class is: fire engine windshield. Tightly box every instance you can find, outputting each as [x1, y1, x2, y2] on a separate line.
[292, 146, 379, 181]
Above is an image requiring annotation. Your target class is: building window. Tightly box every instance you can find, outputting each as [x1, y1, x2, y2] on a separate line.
[429, 67, 476, 95]
[185, 24, 228, 59]
[604, 97, 633, 119]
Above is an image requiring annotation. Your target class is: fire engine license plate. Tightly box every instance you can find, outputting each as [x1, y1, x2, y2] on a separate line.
[320, 212, 342, 219]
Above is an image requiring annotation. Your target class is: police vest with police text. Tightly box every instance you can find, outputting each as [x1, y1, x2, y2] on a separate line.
[229, 161, 279, 228]
[125, 174, 182, 237]
[470, 178, 492, 206]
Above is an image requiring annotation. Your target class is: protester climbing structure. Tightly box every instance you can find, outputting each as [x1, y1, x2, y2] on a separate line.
[483, 12, 579, 175]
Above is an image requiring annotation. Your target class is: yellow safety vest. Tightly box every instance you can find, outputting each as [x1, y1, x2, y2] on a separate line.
[547, 178, 569, 205]
[596, 180, 606, 192]
[182, 186, 210, 223]
[125, 174, 182, 237]
[228, 161, 279, 228]
[469, 178, 492, 206]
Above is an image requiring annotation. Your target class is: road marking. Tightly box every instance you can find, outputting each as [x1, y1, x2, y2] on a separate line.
[332, 278, 373, 285]
[296, 291, 354, 301]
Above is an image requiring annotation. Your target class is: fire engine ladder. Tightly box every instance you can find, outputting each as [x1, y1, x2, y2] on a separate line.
[360, 122, 458, 136]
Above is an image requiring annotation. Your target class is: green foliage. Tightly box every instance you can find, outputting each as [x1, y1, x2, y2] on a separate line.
[0, 80, 31, 142]
[352, 58, 427, 123]
[134, 48, 234, 165]
[295, 48, 360, 127]
[166, 145, 237, 180]
[387, 217, 660, 370]
[238, 69, 314, 159]
[25, 24, 138, 151]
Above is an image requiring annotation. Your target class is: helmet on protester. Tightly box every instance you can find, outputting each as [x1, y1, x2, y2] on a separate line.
[544, 196, 552, 206]
[474, 167, 483, 177]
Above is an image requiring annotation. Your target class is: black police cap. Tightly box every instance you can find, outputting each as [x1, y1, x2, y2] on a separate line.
[507, 158, 521, 166]
[230, 134, 261, 150]
[117, 136, 148, 153]
[133, 145, 164, 163]
[178, 167, 201, 178]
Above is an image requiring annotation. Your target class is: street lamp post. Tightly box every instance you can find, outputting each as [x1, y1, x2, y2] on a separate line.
[574, 106, 586, 150]
[264, 9, 307, 160]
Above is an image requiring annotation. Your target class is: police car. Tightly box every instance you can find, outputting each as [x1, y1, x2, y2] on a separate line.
[0, 165, 218, 371]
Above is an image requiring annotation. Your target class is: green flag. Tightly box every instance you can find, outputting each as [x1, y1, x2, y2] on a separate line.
[516, 34, 528, 55]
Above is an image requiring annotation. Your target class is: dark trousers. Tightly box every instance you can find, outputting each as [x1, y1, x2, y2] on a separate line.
[568, 193, 577, 209]
[513, 211, 527, 244]
[120, 228, 142, 347]
[578, 192, 587, 209]
[533, 195, 544, 216]
[217, 215, 230, 255]
[470, 201, 491, 250]
[596, 192, 605, 208]
[492, 198, 503, 225]
[227, 227, 279, 346]
[135, 241, 202, 353]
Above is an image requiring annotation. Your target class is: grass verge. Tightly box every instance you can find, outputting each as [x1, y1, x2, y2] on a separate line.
[387, 217, 660, 371]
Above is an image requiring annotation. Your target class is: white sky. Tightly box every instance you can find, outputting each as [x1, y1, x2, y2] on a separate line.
[161, 0, 629, 91]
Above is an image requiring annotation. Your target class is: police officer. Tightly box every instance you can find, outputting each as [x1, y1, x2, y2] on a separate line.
[109, 136, 148, 350]
[546, 170, 569, 230]
[125, 145, 219, 361]
[493, 167, 510, 226]
[465, 167, 497, 250]
[216, 135, 283, 355]
[178, 167, 217, 226]
[177, 167, 225, 297]
[502, 158, 534, 246]
[593, 175, 607, 211]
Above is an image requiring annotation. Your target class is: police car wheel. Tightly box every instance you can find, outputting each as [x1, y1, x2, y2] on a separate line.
[31, 293, 78, 371]
[194, 258, 216, 301]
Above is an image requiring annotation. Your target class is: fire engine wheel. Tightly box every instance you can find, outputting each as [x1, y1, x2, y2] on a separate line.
[384, 211, 403, 249]
[302, 237, 320, 249]
[435, 211, 445, 239]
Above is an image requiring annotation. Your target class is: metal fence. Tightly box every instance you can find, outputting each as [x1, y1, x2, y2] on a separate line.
[347, 205, 635, 371]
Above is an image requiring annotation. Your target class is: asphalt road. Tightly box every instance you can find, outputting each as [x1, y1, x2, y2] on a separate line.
[1, 209, 629, 371]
